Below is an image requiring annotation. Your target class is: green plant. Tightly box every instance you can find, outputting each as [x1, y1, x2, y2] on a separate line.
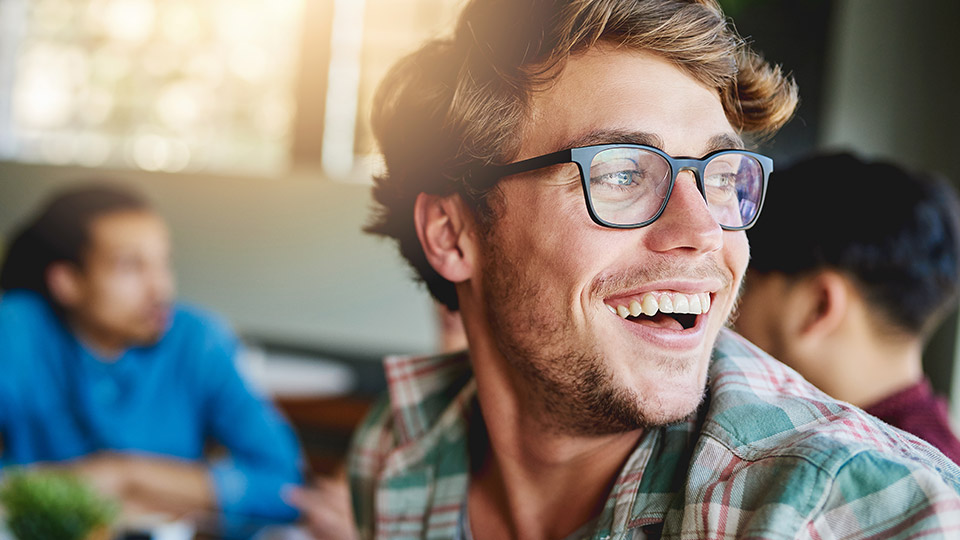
[0, 468, 118, 540]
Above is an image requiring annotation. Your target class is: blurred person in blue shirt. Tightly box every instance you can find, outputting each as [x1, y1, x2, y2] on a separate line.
[0, 184, 303, 531]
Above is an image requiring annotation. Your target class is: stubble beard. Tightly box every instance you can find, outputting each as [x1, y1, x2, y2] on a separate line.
[480, 235, 714, 437]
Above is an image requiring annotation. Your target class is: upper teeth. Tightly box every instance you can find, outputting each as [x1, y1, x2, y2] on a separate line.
[606, 292, 711, 319]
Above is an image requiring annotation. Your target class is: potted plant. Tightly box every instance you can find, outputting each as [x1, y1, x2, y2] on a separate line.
[0, 468, 118, 540]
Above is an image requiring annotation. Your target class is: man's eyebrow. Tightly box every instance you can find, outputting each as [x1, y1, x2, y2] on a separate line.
[557, 130, 745, 155]
[559, 129, 665, 152]
[706, 133, 745, 152]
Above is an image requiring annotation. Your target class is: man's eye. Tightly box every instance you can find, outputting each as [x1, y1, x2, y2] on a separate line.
[705, 173, 737, 201]
[598, 171, 641, 186]
[706, 172, 734, 188]
[593, 169, 646, 188]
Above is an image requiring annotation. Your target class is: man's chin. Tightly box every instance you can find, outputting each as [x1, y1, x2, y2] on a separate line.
[130, 322, 168, 347]
[641, 390, 707, 427]
[618, 359, 711, 426]
[139, 308, 171, 342]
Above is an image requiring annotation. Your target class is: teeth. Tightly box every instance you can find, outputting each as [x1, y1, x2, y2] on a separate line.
[608, 291, 712, 320]
[659, 295, 674, 313]
[641, 295, 658, 316]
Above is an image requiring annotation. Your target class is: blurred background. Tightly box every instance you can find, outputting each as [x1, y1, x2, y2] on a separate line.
[0, 0, 958, 435]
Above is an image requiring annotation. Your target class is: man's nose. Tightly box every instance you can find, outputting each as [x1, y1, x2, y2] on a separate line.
[643, 170, 723, 253]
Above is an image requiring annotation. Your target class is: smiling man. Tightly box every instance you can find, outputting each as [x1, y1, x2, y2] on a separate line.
[346, 1, 960, 538]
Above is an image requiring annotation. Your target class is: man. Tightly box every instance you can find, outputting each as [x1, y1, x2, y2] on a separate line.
[735, 153, 960, 463]
[342, 1, 960, 539]
[0, 185, 303, 530]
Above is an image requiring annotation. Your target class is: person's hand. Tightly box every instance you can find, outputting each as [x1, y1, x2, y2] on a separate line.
[62, 452, 131, 500]
[284, 475, 358, 540]
[54, 453, 156, 516]
[59, 452, 212, 517]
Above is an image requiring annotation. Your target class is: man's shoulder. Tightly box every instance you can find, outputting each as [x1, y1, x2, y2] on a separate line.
[142, 303, 240, 376]
[168, 302, 230, 333]
[645, 330, 960, 537]
[347, 351, 474, 482]
[347, 351, 474, 539]
[352, 351, 474, 450]
[161, 302, 237, 349]
[709, 330, 956, 461]
[0, 289, 56, 324]
[703, 328, 960, 490]
[0, 290, 64, 353]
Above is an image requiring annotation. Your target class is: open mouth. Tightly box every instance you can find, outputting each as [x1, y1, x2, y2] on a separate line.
[606, 292, 710, 331]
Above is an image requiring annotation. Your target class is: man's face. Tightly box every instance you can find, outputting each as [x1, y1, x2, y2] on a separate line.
[65, 210, 175, 350]
[469, 47, 749, 434]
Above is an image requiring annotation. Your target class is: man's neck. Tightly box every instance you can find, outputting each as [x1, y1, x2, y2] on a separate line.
[68, 320, 126, 361]
[822, 332, 924, 408]
[468, 377, 644, 540]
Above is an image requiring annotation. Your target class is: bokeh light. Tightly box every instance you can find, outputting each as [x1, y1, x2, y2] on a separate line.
[0, 0, 470, 178]
[100, 0, 157, 43]
[1, 0, 304, 175]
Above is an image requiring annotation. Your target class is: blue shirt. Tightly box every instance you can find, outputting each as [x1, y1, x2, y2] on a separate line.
[0, 290, 303, 524]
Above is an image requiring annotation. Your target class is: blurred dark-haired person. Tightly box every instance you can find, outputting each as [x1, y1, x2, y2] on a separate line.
[0, 185, 304, 530]
[283, 0, 960, 538]
[736, 153, 960, 463]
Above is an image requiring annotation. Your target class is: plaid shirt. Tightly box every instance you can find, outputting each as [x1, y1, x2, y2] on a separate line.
[348, 329, 960, 539]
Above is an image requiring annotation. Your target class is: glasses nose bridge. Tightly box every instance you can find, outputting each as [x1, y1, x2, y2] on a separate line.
[674, 163, 707, 200]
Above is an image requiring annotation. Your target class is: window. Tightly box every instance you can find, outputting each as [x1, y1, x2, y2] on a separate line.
[321, 0, 462, 182]
[0, 0, 304, 176]
[0, 0, 463, 180]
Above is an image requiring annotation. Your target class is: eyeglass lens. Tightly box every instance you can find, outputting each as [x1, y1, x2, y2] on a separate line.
[587, 147, 763, 228]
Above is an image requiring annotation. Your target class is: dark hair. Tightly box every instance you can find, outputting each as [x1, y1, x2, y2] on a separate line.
[747, 153, 960, 337]
[365, 0, 799, 311]
[0, 184, 151, 299]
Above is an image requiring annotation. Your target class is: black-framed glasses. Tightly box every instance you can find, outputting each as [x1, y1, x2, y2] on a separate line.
[480, 144, 773, 230]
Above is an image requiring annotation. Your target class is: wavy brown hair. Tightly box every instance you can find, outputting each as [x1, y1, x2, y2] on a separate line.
[366, 0, 799, 311]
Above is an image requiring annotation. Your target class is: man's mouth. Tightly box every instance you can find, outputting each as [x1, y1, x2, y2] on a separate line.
[605, 292, 711, 331]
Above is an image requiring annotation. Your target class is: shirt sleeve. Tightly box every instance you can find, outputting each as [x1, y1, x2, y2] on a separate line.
[0, 295, 14, 457]
[191, 317, 305, 524]
[803, 450, 960, 539]
[0, 291, 50, 462]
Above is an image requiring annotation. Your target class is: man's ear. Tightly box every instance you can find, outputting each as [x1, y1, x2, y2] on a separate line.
[414, 193, 476, 283]
[798, 270, 849, 339]
[45, 262, 83, 308]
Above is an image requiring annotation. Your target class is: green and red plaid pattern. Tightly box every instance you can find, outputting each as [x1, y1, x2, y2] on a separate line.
[348, 329, 960, 539]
